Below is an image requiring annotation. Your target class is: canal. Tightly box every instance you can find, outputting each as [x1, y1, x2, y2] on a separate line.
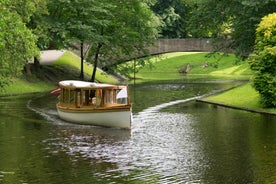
[0, 82, 275, 183]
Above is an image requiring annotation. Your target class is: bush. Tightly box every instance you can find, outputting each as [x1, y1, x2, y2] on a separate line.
[249, 13, 276, 107]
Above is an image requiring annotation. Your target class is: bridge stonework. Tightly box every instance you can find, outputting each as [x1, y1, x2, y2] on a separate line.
[148, 38, 213, 55]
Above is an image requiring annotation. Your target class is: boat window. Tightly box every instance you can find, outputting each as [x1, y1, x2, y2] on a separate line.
[117, 98, 127, 104]
[83, 90, 89, 105]
[59, 88, 65, 103]
[69, 89, 75, 104]
[90, 90, 96, 105]
[81, 90, 96, 105]
[116, 88, 128, 104]
[63, 89, 70, 104]
[59, 88, 77, 105]
[95, 89, 102, 106]
[104, 89, 114, 105]
[75, 89, 82, 107]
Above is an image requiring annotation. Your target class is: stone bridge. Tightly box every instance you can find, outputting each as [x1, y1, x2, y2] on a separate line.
[147, 38, 213, 55]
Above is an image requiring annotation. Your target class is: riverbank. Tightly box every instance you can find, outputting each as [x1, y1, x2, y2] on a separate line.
[198, 82, 276, 115]
[124, 52, 276, 115]
[0, 51, 119, 96]
[129, 52, 251, 84]
[2, 51, 275, 115]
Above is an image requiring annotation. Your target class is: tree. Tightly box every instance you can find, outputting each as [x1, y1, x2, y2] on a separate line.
[187, 0, 276, 57]
[46, 0, 110, 80]
[86, 0, 160, 82]
[0, 0, 39, 84]
[249, 13, 276, 107]
[149, 0, 192, 38]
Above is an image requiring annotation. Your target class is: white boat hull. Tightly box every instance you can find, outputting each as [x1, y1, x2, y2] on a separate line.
[57, 109, 132, 129]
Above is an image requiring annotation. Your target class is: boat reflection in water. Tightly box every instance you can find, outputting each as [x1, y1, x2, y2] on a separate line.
[54, 80, 132, 129]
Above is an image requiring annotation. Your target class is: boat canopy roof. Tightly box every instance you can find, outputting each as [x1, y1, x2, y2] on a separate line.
[58, 80, 125, 89]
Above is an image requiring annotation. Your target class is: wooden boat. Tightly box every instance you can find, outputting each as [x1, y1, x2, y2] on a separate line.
[55, 80, 132, 129]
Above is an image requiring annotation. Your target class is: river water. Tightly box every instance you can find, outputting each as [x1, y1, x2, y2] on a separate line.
[0, 82, 275, 184]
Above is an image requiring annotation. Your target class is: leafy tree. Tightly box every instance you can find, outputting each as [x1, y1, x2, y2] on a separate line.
[45, 0, 159, 82]
[86, 0, 160, 82]
[46, 0, 110, 80]
[187, 0, 276, 57]
[27, 0, 49, 50]
[0, 0, 39, 85]
[249, 13, 276, 107]
[37, 0, 68, 50]
[149, 0, 192, 38]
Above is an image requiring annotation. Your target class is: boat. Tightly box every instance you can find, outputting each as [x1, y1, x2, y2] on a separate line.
[54, 80, 132, 129]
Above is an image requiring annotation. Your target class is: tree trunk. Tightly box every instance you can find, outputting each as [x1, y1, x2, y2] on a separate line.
[80, 42, 84, 80]
[34, 56, 40, 69]
[24, 63, 32, 75]
[90, 43, 102, 82]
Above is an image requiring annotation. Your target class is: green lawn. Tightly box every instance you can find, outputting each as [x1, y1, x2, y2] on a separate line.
[205, 82, 260, 108]
[203, 82, 276, 114]
[130, 52, 252, 83]
[54, 51, 118, 84]
[1, 78, 54, 95]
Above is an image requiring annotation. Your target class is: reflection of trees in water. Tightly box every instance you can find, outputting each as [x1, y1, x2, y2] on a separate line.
[130, 82, 239, 112]
[1, 83, 276, 183]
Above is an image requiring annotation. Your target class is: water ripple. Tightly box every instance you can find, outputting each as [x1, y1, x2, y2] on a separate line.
[26, 93, 219, 183]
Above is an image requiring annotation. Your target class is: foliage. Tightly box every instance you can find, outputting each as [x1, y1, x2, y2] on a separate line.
[0, 0, 39, 84]
[187, 0, 276, 57]
[249, 13, 276, 107]
[45, 0, 159, 82]
[45, 0, 112, 79]
[26, 0, 49, 50]
[86, 0, 160, 82]
[149, 0, 192, 38]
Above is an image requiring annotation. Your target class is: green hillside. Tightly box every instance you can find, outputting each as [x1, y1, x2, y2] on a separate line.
[132, 52, 252, 82]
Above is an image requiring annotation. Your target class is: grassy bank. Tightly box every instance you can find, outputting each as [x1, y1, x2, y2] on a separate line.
[130, 52, 251, 83]
[200, 82, 276, 114]
[1, 51, 251, 95]
[1, 78, 54, 95]
[1, 51, 274, 115]
[0, 51, 118, 95]
[54, 51, 118, 84]
[123, 52, 276, 114]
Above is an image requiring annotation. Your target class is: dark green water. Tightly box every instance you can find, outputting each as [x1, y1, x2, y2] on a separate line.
[0, 82, 275, 184]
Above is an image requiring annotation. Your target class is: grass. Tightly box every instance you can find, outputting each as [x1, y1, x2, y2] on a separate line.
[129, 52, 252, 83]
[202, 82, 276, 114]
[1, 78, 54, 95]
[0, 51, 119, 96]
[205, 83, 260, 108]
[54, 51, 118, 84]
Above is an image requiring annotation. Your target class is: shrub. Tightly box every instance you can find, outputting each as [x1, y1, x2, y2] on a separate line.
[249, 13, 276, 107]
